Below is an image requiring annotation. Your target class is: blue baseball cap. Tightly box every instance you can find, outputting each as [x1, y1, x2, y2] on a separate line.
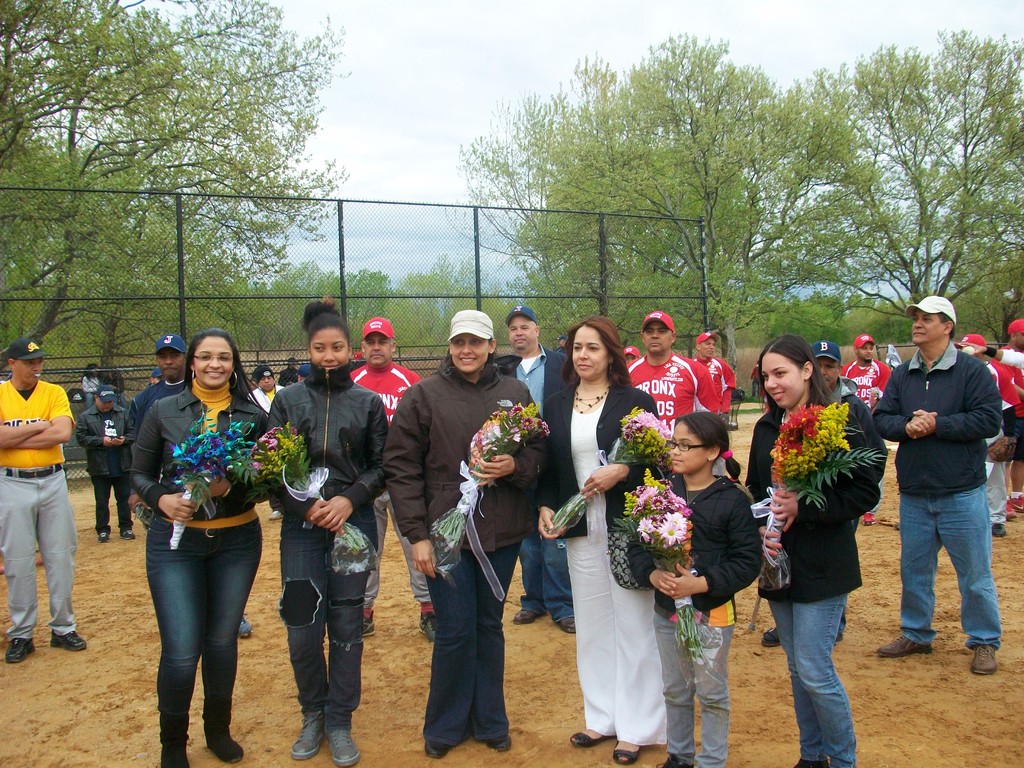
[812, 340, 841, 363]
[297, 363, 312, 377]
[155, 334, 186, 354]
[506, 304, 537, 325]
[96, 386, 118, 403]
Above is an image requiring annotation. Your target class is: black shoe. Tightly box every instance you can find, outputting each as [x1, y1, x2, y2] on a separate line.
[658, 756, 694, 768]
[420, 611, 436, 642]
[794, 760, 830, 768]
[120, 528, 136, 540]
[992, 522, 1007, 538]
[761, 627, 780, 647]
[98, 531, 110, 543]
[424, 741, 450, 758]
[50, 630, 87, 651]
[5, 637, 35, 663]
[485, 735, 511, 752]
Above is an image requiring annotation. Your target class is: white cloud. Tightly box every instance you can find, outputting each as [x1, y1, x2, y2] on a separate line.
[276, 0, 1024, 204]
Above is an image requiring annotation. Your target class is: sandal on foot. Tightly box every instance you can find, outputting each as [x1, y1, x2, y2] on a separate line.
[613, 744, 640, 765]
[570, 731, 614, 748]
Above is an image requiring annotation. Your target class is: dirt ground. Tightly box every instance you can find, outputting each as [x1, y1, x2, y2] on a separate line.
[1, 408, 1022, 768]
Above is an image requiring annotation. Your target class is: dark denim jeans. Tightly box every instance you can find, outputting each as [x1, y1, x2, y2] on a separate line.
[424, 542, 520, 746]
[92, 473, 132, 534]
[518, 526, 573, 621]
[279, 512, 374, 729]
[146, 516, 262, 716]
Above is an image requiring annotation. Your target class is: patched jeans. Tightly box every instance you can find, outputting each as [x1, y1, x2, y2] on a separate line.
[898, 487, 1001, 648]
[280, 514, 374, 729]
[146, 515, 261, 716]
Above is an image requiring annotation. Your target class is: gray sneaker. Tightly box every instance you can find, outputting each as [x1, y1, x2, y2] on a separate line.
[327, 727, 360, 766]
[291, 712, 325, 760]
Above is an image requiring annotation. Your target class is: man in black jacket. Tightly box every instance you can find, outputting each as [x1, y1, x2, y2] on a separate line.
[873, 296, 1002, 675]
[75, 386, 134, 542]
[503, 304, 575, 633]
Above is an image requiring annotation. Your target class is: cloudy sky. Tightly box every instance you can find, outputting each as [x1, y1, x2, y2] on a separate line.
[277, 0, 1023, 205]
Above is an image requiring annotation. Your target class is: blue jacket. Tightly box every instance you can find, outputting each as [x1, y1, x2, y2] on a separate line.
[873, 342, 1001, 495]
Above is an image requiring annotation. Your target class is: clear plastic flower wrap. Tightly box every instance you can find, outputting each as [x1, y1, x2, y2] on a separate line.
[330, 524, 376, 575]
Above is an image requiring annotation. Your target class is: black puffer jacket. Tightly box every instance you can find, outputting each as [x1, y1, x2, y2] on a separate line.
[131, 388, 267, 519]
[627, 476, 761, 617]
[267, 363, 388, 521]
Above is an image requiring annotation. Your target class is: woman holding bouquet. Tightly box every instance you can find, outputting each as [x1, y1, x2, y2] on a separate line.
[746, 334, 883, 768]
[267, 298, 388, 767]
[537, 315, 665, 765]
[627, 411, 761, 768]
[384, 309, 545, 758]
[132, 328, 267, 768]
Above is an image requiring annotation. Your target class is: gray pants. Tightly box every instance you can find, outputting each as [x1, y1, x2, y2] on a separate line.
[986, 432, 1008, 524]
[0, 472, 78, 639]
[364, 492, 430, 610]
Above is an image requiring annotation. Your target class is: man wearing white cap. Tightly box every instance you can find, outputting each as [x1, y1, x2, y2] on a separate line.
[692, 331, 736, 422]
[352, 317, 433, 641]
[841, 334, 891, 410]
[629, 310, 714, 430]
[873, 296, 1003, 675]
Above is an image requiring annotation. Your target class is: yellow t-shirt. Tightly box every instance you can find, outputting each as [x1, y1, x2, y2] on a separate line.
[0, 380, 75, 469]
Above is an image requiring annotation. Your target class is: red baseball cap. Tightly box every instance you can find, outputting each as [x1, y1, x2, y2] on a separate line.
[955, 333, 987, 349]
[642, 311, 675, 333]
[362, 317, 395, 340]
[853, 334, 875, 349]
[1008, 319, 1024, 335]
[695, 331, 719, 345]
[623, 346, 641, 358]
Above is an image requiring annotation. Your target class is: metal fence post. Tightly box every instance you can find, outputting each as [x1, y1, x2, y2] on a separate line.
[338, 200, 347, 320]
[699, 217, 709, 330]
[473, 206, 482, 311]
[175, 193, 186, 337]
[598, 213, 609, 316]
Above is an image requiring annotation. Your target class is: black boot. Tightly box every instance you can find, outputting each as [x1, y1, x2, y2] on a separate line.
[160, 713, 190, 768]
[203, 696, 243, 763]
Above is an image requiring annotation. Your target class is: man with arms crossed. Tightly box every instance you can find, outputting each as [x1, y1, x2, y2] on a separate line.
[1, 337, 87, 663]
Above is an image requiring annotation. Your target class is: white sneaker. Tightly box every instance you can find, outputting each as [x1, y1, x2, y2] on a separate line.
[269, 509, 283, 520]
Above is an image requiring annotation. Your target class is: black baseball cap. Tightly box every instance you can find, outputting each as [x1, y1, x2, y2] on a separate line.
[6, 337, 45, 360]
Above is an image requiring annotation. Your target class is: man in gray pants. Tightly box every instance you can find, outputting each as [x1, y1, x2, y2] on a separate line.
[0, 337, 87, 663]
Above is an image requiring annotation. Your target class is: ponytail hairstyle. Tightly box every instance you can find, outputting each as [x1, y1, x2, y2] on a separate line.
[675, 411, 753, 500]
[302, 296, 350, 344]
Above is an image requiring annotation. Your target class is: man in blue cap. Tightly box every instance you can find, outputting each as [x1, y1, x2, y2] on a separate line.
[504, 305, 575, 633]
[126, 333, 187, 442]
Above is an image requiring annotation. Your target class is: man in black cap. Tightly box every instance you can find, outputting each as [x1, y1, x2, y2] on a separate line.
[0, 337, 87, 663]
[278, 357, 300, 387]
[75, 385, 135, 543]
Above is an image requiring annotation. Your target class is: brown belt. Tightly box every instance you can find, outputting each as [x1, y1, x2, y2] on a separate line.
[185, 508, 258, 529]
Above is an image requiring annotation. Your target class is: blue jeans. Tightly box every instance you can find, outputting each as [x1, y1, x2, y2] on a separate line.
[423, 542, 520, 746]
[146, 516, 262, 716]
[898, 487, 1001, 648]
[518, 526, 573, 621]
[770, 596, 856, 768]
[654, 614, 734, 768]
[279, 513, 374, 729]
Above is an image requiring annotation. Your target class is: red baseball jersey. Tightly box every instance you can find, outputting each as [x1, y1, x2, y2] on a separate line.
[629, 354, 714, 429]
[694, 356, 736, 414]
[841, 359, 891, 408]
[352, 364, 421, 424]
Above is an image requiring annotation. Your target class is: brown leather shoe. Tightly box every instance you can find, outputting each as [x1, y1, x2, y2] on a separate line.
[513, 609, 543, 625]
[554, 617, 576, 634]
[877, 635, 932, 657]
[970, 645, 997, 675]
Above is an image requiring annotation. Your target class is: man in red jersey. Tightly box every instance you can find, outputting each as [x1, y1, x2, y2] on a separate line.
[841, 334, 891, 410]
[999, 319, 1024, 518]
[628, 310, 714, 430]
[352, 317, 434, 641]
[692, 331, 736, 422]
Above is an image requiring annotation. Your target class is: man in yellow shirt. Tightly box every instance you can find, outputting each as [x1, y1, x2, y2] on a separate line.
[0, 337, 87, 663]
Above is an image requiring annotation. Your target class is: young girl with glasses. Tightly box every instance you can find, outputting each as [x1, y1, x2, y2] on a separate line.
[627, 411, 761, 768]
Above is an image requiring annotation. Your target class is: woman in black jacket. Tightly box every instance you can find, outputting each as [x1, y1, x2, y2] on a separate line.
[267, 298, 388, 768]
[131, 328, 267, 768]
[746, 334, 883, 768]
[628, 412, 760, 768]
[537, 315, 664, 766]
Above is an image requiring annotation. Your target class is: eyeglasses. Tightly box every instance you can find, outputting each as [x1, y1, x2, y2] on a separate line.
[194, 353, 233, 363]
[666, 441, 708, 452]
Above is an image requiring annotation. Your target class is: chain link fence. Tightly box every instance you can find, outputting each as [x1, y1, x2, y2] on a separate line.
[1, 187, 707, 478]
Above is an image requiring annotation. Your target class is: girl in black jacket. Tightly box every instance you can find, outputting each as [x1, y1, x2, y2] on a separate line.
[268, 298, 388, 768]
[746, 334, 882, 768]
[628, 412, 760, 768]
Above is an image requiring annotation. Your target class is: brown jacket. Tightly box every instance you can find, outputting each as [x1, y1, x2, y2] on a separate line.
[384, 360, 546, 551]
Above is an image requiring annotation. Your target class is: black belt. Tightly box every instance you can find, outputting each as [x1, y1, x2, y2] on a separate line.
[3, 464, 63, 479]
